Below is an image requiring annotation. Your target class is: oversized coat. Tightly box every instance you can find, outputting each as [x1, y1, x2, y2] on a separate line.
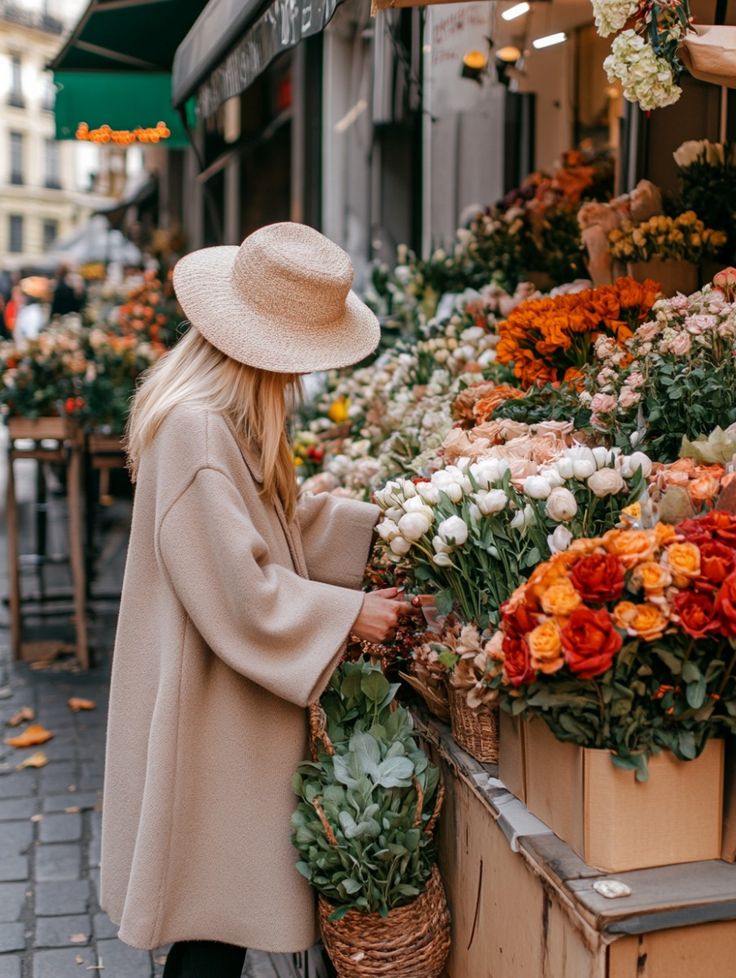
[99, 404, 379, 952]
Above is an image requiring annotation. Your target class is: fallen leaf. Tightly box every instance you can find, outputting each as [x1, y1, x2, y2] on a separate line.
[68, 698, 96, 712]
[64, 806, 81, 814]
[16, 751, 48, 770]
[69, 933, 87, 944]
[4, 723, 54, 749]
[75, 954, 84, 964]
[29, 660, 53, 671]
[5, 706, 34, 727]
[30, 814, 43, 823]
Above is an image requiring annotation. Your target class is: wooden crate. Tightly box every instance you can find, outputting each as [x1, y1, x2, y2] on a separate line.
[7, 416, 73, 440]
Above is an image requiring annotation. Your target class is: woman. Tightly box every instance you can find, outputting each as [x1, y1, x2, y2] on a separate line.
[100, 223, 412, 977]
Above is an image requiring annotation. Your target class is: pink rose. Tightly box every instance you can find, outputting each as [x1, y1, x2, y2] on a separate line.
[627, 371, 644, 389]
[685, 314, 717, 335]
[618, 387, 641, 409]
[590, 392, 617, 414]
[669, 294, 690, 311]
[635, 322, 659, 341]
[669, 333, 692, 356]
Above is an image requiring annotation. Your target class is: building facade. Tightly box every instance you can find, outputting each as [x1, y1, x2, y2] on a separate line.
[0, 0, 102, 270]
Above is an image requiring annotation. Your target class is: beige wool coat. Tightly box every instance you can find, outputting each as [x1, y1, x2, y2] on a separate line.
[99, 404, 379, 952]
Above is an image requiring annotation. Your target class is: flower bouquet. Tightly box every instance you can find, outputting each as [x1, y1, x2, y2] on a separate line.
[674, 140, 736, 261]
[496, 277, 660, 388]
[609, 211, 727, 296]
[292, 659, 450, 978]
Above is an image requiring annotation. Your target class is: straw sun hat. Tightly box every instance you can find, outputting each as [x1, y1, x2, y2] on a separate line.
[173, 222, 380, 373]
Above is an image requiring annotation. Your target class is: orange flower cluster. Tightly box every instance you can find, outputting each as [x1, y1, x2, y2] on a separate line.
[115, 271, 179, 352]
[496, 277, 661, 388]
[650, 458, 736, 510]
[451, 382, 525, 426]
[498, 512, 736, 687]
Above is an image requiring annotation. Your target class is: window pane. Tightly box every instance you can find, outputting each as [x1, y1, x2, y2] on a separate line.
[9, 215, 23, 253]
[8, 55, 24, 108]
[10, 131, 23, 185]
[44, 138, 60, 188]
[43, 219, 58, 249]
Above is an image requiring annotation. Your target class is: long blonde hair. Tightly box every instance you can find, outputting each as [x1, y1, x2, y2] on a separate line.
[126, 327, 300, 519]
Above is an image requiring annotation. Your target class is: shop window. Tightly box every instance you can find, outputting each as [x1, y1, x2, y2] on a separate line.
[8, 215, 23, 253]
[9, 131, 24, 185]
[42, 219, 58, 250]
[42, 75, 56, 112]
[44, 139, 61, 189]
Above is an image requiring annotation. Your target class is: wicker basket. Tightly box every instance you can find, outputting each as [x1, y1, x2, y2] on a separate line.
[448, 684, 499, 764]
[319, 864, 451, 978]
[399, 670, 450, 723]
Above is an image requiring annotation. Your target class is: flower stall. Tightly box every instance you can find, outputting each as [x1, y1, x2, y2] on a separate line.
[291, 140, 736, 975]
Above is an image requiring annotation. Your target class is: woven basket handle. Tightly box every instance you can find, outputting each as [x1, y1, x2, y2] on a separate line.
[308, 703, 335, 760]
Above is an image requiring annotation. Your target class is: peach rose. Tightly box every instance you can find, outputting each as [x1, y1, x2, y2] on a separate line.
[613, 601, 669, 641]
[528, 620, 565, 674]
[630, 560, 672, 596]
[664, 541, 701, 586]
[603, 529, 657, 568]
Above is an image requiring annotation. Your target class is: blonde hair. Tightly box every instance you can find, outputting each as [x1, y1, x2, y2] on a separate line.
[126, 327, 300, 519]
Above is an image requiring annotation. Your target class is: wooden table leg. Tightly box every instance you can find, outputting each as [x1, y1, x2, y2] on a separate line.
[67, 439, 89, 670]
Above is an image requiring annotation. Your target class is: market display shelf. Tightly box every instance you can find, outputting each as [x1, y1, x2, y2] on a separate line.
[413, 710, 736, 978]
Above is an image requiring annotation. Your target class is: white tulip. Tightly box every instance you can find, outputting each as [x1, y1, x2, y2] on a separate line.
[399, 480, 417, 498]
[523, 475, 552, 500]
[403, 497, 435, 521]
[573, 458, 597, 479]
[433, 535, 452, 554]
[545, 487, 578, 523]
[547, 524, 573, 554]
[510, 504, 536, 530]
[541, 466, 564, 488]
[555, 457, 574, 480]
[438, 515, 469, 546]
[416, 481, 441, 504]
[376, 519, 399, 542]
[620, 451, 653, 479]
[389, 536, 412, 556]
[432, 552, 454, 567]
[398, 512, 431, 541]
[592, 446, 613, 468]
[385, 506, 404, 523]
[475, 489, 508, 515]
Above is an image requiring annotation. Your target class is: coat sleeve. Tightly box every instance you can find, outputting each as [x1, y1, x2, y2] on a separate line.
[157, 467, 366, 707]
[296, 491, 380, 589]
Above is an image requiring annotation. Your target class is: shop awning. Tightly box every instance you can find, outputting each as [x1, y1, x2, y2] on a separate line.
[49, 0, 209, 73]
[172, 0, 345, 117]
[54, 72, 193, 147]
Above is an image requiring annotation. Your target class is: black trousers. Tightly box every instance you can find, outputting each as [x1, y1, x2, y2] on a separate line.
[162, 940, 247, 978]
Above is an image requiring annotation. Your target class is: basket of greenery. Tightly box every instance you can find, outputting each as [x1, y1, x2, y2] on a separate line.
[292, 659, 450, 978]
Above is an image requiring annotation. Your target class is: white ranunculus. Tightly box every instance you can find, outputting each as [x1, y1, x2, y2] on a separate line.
[547, 524, 573, 554]
[433, 535, 452, 555]
[432, 552, 453, 567]
[398, 512, 431, 542]
[416, 481, 441, 504]
[403, 496, 435, 520]
[523, 475, 552, 500]
[620, 451, 653, 479]
[592, 446, 613, 468]
[438, 515, 469, 546]
[389, 536, 412, 556]
[475, 489, 508, 515]
[545, 487, 578, 523]
[376, 519, 399, 542]
[588, 468, 626, 497]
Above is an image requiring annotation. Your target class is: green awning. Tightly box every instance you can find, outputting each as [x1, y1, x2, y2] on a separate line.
[54, 72, 193, 148]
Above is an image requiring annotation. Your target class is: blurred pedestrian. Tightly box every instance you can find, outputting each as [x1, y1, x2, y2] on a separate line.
[50, 263, 82, 318]
[5, 284, 23, 335]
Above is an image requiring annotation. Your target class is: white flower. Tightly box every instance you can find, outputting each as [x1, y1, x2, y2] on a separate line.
[398, 512, 431, 541]
[541, 466, 564, 488]
[432, 471, 465, 503]
[673, 139, 706, 169]
[565, 446, 597, 480]
[474, 489, 509, 515]
[376, 519, 399, 542]
[591, 0, 637, 37]
[470, 458, 509, 488]
[437, 515, 469, 546]
[547, 524, 573, 554]
[510, 504, 535, 530]
[604, 30, 682, 112]
[416, 481, 440, 504]
[385, 506, 404, 523]
[468, 503, 482, 523]
[620, 451, 653, 479]
[545, 487, 578, 522]
[432, 535, 452, 555]
[588, 468, 626, 497]
[555, 457, 574, 480]
[403, 496, 435, 521]
[390, 536, 412, 556]
[432, 552, 454, 567]
[592, 446, 614, 468]
[523, 475, 552, 500]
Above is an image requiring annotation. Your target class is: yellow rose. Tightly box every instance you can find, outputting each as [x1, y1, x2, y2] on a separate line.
[541, 579, 582, 619]
[630, 560, 672, 595]
[328, 397, 350, 424]
[664, 541, 701, 586]
[528, 621, 564, 674]
[613, 600, 669, 640]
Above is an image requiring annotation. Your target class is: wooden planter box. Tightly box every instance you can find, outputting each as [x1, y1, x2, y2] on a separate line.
[7, 416, 73, 440]
[524, 719, 724, 873]
[498, 711, 527, 804]
[627, 259, 698, 298]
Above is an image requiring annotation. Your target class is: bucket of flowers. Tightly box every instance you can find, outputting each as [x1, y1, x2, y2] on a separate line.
[485, 511, 736, 872]
[373, 444, 650, 762]
[292, 659, 450, 978]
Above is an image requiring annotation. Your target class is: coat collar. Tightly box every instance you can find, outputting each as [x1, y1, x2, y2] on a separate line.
[223, 415, 263, 484]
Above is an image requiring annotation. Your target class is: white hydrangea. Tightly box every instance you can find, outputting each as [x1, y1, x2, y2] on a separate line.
[591, 0, 638, 37]
[604, 30, 682, 112]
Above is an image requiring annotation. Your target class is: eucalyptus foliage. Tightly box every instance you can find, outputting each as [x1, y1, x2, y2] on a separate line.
[292, 660, 441, 919]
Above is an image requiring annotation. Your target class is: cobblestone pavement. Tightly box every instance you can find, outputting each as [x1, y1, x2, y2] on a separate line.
[0, 442, 328, 978]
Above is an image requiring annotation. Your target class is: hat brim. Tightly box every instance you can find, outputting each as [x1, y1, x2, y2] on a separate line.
[173, 246, 381, 373]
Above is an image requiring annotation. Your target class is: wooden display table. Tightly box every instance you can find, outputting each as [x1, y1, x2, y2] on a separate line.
[415, 714, 736, 978]
[5, 417, 88, 668]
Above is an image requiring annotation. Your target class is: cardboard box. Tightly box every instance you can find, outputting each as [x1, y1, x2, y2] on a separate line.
[524, 718, 724, 873]
[498, 711, 527, 803]
[721, 738, 736, 863]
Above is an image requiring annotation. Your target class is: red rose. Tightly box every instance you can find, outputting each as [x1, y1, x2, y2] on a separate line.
[716, 572, 736, 636]
[502, 634, 536, 687]
[501, 601, 539, 637]
[570, 553, 626, 604]
[64, 397, 76, 415]
[674, 590, 720, 639]
[676, 517, 713, 547]
[695, 540, 735, 591]
[561, 607, 623, 679]
[702, 511, 736, 548]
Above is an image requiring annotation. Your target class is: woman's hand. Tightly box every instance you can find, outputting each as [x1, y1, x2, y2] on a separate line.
[352, 587, 413, 644]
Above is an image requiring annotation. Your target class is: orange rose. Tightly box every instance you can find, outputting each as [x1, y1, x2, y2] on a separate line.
[654, 523, 677, 547]
[688, 474, 722, 503]
[541, 579, 583, 619]
[528, 621, 564, 674]
[603, 529, 657, 568]
[613, 601, 669, 641]
[664, 541, 701, 586]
